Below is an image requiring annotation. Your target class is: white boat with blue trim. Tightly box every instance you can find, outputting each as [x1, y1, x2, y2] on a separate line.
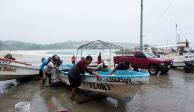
[54, 64, 150, 99]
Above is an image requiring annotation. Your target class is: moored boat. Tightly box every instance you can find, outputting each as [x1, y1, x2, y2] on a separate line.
[172, 54, 194, 67]
[0, 58, 39, 81]
[55, 66, 149, 99]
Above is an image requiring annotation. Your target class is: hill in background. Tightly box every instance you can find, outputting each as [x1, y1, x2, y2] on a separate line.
[0, 40, 139, 50]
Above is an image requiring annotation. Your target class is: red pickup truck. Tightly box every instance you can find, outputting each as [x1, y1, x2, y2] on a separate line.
[114, 51, 172, 75]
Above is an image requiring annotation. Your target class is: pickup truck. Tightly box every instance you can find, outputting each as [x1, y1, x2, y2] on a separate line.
[113, 51, 172, 75]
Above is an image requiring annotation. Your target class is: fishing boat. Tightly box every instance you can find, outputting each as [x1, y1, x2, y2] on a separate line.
[54, 65, 149, 99]
[172, 53, 194, 67]
[0, 58, 39, 81]
[53, 40, 149, 99]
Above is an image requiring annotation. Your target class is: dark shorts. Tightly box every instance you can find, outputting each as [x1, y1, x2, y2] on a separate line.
[39, 70, 43, 78]
[68, 74, 81, 88]
[72, 61, 75, 64]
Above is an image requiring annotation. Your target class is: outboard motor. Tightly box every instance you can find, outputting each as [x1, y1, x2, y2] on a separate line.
[52, 55, 63, 67]
[4, 53, 15, 60]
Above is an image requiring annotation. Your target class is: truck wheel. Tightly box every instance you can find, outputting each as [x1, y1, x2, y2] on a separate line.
[148, 65, 159, 75]
[161, 68, 169, 74]
[184, 66, 191, 73]
[170, 66, 176, 69]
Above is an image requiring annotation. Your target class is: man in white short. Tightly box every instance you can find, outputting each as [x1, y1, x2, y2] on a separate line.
[42, 59, 56, 87]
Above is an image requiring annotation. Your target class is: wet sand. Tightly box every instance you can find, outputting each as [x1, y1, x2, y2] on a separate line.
[1, 69, 194, 112]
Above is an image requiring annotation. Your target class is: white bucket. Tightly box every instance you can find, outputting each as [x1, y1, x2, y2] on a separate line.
[15, 101, 30, 112]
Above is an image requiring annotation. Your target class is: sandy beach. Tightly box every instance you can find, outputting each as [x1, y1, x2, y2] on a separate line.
[1, 51, 194, 112]
[0, 69, 194, 112]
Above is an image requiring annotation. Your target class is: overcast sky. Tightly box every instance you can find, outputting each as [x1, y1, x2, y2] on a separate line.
[0, 0, 193, 47]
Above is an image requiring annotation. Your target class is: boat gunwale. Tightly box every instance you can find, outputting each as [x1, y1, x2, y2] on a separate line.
[0, 63, 39, 70]
[0, 58, 32, 66]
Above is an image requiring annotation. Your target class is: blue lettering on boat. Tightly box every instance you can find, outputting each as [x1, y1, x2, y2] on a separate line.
[105, 78, 132, 84]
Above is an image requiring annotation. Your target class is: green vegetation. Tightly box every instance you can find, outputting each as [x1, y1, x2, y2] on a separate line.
[0, 40, 96, 50]
[0, 40, 138, 50]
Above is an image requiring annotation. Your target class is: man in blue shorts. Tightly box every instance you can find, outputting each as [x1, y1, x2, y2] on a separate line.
[39, 57, 48, 79]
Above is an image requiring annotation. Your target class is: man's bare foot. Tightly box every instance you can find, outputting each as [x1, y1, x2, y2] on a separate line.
[69, 96, 80, 104]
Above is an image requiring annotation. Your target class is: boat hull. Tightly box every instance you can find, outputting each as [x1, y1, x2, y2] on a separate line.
[56, 70, 149, 99]
[0, 58, 39, 81]
[80, 81, 143, 99]
[172, 61, 185, 67]
[171, 54, 194, 67]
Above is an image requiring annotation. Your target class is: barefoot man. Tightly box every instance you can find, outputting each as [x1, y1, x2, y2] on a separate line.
[68, 55, 100, 101]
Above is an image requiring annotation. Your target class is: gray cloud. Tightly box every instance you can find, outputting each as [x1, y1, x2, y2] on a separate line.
[0, 0, 193, 47]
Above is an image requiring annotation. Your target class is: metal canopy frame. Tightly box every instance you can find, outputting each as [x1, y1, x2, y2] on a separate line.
[76, 40, 123, 63]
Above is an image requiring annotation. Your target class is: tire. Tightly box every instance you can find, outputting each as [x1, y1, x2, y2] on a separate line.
[148, 65, 159, 75]
[184, 66, 191, 73]
[170, 66, 177, 69]
[161, 68, 169, 74]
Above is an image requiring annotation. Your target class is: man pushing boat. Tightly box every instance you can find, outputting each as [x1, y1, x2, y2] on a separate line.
[41, 57, 55, 87]
[68, 55, 100, 102]
[110, 61, 131, 75]
[41, 55, 62, 87]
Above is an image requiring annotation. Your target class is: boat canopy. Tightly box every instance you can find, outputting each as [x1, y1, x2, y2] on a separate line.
[76, 40, 123, 62]
[77, 40, 123, 50]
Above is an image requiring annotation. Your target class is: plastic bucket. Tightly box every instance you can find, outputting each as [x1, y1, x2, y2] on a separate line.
[58, 108, 68, 112]
[15, 101, 30, 112]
